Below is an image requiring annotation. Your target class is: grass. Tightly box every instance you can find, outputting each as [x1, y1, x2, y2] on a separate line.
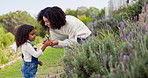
[0, 47, 64, 78]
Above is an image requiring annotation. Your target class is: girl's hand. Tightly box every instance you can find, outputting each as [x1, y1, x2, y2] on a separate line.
[43, 39, 48, 44]
[43, 40, 58, 47]
[44, 40, 52, 46]
[38, 61, 43, 66]
[41, 40, 52, 51]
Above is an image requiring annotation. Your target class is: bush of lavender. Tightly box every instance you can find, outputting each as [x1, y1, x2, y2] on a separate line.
[61, 7, 148, 78]
[61, 20, 148, 78]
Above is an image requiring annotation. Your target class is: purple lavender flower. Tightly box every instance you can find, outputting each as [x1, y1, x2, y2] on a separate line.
[122, 55, 128, 72]
[144, 2, 147, 12]
[67, 70, 71, 74]
[71, 49, 75, 56]
[129, 53, 132, 57]
[123, 55, 127, 61]
[56, 70, 58, 74]
[48, 74, 50, 77]
[130, 18, 133, 21]
[122, 55, 128, 71]
[120, 30, 126, 40]
[128, 31, 132, 40]
[98, 74, 101, 78]
[134, 30, 138, 36]
[54, 75, 56, 78]
[131, 38, 134, 47]
[144, 13, 147, 22]
[120, 34, 125, 40]
[144, 2, 147, 7]
[123, 55, 128, 63]
[142, 23, 146, 34]
[72, 67, 75, 71]
[67, 65, 70, 70]
[135, 27, 139, 31]
[59, 73, 62, 77]
[118, 63, 121, 68]
[119, 52, 123, 60]
[134, 16, 137, 21]
[120, 22, 125, 30]
[120, 48, 123, 51]
[138, 35, 142, 42]
[116, 20, 119, 24]
[127, 46, 130, 51]
[129, 52, 133, 61]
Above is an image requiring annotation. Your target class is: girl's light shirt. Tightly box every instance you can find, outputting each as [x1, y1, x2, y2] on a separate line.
[20, 41, 43, 62]
[50, 15, 92, 48]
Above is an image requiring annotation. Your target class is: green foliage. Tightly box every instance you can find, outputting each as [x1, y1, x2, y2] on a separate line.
[0, 46, 20, 65]
[32, 36, 44, 45]
[138, 0, 148, 5]
[77, 15, 94, 24]
[65, 6, 105, 21]
[113, 3, 142, 20]
[0, 27, 6, 34]
[0, 11, 45, 37]
[0, 32, 14, 48]
[65, 9, 77, 17]
[114, 13, 127, 21]
[77, 6, 89, 16]
[0, 28, 15, 65]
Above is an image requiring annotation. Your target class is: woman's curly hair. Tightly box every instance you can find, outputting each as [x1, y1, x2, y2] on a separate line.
[37, 6, 66, 30]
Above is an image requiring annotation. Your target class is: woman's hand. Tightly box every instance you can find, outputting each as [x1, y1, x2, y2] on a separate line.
[43, 39, 58, 47]
[44, 39, 52, 46]
[50, 40, 58, 46]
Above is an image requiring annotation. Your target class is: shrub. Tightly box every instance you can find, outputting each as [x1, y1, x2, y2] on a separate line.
[61, 18, 148, 78]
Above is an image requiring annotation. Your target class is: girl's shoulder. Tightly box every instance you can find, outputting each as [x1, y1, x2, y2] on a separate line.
[21, 42, 32, 47]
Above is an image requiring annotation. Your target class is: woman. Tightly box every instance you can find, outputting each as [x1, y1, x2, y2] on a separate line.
[37, 6, 91, 48]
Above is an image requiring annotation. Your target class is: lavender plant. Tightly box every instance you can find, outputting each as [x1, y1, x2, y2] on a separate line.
[61, 2, 148, 78]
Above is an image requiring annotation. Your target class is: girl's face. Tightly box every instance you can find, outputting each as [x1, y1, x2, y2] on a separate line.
[43, 16, 52, 28]
[28, 29, 36, 41]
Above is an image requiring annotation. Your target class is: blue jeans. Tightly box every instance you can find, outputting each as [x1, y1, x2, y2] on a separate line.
[77, 38, 88, 44]
[21, 57, 38, 78]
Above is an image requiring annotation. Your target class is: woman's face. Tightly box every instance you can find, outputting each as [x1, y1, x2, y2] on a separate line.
[28, 29, 36, 41]
[43, 16, 52, 28]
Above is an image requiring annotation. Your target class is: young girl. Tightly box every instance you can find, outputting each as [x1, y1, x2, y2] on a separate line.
[15, 24, 50, 78]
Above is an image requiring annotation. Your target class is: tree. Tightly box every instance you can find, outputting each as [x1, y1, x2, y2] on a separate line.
[0, 11, 45, 37]
[65, 8, 77, 17]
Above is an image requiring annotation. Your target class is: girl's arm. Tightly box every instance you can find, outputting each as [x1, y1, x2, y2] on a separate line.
[25, 40, 51, 58]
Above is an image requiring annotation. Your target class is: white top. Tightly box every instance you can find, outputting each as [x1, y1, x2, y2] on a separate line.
[50, 15, 91, 48]
[20, 40, 43, 62]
